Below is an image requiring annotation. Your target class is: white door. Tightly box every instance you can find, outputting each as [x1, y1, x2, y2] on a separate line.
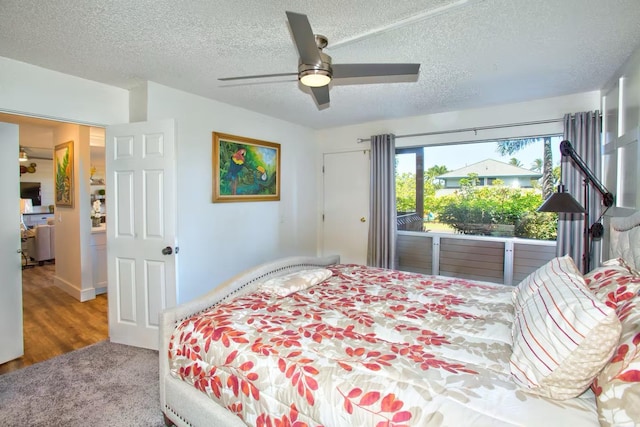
[106, 119, 177, 350]
[323, 150, 370, 264]
[0, 122, 23, 364]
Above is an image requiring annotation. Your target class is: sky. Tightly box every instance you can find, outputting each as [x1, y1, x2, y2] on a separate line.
[397, 137, 562, 174]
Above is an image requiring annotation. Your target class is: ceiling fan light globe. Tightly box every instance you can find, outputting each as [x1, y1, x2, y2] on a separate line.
[299, 71, 331, 87]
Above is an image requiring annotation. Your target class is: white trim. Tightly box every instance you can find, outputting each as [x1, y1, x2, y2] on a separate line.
[53, 275, 97, 302]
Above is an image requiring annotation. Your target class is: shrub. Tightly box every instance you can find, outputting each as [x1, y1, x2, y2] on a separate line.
[432, 185, 554, 240]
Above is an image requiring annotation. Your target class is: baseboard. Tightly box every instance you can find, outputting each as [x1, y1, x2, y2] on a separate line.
[54, 275, 97, 302]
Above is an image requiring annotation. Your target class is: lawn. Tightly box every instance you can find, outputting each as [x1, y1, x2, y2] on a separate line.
[422, 221, 455, 233]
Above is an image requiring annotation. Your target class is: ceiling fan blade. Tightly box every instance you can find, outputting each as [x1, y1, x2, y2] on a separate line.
[286, 11, 322, 65]
[218, 72, 297, 81]
[310, 86, 330, 107]
[333, 63, 420, 79]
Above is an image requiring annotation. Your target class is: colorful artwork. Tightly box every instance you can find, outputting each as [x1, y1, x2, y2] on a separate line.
[54, 141, 74, 207]
[212, 132, 280, 202]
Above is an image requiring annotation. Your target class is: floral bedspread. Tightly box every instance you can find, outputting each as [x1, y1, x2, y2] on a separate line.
[169, 264, 598, 426]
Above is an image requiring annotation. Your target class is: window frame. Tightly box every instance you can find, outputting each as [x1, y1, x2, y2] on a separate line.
[395, 136, 562, 240]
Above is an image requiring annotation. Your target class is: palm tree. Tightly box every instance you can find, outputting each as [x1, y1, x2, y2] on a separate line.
[425, 164, 448, 187]
[509, 158, 523, 167]
[531, 158, 543, 172]
[542, 140, 553, 197]
[497, 138, 554, 199]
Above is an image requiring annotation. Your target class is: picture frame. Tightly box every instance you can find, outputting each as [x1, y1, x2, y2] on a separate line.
[212, 132, 280, 203]
[54, 140, 74, 207]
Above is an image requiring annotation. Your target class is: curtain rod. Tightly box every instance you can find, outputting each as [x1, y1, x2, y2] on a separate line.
[356, 118, 563, 143]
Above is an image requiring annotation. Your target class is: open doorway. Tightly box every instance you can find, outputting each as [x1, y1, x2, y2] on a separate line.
[0, 112, 108, 374]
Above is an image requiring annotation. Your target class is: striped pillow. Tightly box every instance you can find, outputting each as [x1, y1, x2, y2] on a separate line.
[512, 255, 581, 311]
[510, 267, 622, 399]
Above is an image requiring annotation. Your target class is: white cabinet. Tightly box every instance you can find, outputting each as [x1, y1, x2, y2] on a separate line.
[90, 230, 107, 294]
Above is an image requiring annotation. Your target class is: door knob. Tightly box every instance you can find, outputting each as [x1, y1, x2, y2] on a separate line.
[161, 246, 173, 255]
[360, 217, 366, 222]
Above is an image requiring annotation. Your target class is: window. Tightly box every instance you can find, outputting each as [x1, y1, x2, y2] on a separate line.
[396, 136, 562, 240]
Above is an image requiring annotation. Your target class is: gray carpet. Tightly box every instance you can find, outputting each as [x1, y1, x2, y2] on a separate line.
[0, 340, 164, 427]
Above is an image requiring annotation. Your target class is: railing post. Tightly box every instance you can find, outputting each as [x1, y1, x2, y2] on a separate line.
[504, 240, 514, 286]
[432, 235, 440, 275]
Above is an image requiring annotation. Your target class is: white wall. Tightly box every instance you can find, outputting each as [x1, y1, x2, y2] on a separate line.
[18, 124, 56, 209]
[601, 44, 640, 217]
[0, 57, 128, 125]
[145, 82, 320, 303]
[316, 92, 601, 152]
[20, 160, 54, 208]
[51, 124, 97, 301]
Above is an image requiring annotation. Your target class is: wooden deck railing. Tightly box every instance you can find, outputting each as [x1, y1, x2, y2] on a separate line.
[397, 231, 557, 286]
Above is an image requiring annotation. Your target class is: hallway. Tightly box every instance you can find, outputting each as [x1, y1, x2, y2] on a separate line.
[0, 264, 108, 374]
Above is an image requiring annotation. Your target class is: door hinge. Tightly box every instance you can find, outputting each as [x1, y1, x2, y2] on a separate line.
[322, 214, 325, 221]
[322, 165, 325, 173]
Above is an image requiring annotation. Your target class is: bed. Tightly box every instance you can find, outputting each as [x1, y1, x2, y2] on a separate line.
[159, 211, 640, 427]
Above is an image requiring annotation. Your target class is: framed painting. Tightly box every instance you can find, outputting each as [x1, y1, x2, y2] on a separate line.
[54, 140, 74, 207]
[212, 132, 280, 202]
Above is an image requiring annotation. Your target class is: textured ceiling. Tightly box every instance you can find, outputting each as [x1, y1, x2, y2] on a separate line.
[1, 0, 640, 129]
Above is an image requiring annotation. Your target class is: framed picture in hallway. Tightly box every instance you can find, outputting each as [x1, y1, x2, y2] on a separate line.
[54, 140, 74, 207]
[212, 132, 280, 203]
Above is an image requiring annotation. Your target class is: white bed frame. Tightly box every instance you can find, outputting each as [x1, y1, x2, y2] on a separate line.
[159, 255, 340, 427]
[159, 211, 640, 426]
[609, 210, 640, 270]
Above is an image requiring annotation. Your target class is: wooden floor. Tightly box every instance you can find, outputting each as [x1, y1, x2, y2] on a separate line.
[0, 263, 108, 375]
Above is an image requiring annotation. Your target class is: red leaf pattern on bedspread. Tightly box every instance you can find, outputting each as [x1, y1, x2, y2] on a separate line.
[340, 388, 412, 427]
[278, 350, 319, 405]
[335, 346, 397, 372]
[257, 403, 320, 427]
[168, 264, 517, 425]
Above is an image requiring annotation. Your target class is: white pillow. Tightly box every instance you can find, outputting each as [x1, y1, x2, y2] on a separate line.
[510, 266, 621, 399]
[259, 268, 333, 297]
[512, 255, 582, 311]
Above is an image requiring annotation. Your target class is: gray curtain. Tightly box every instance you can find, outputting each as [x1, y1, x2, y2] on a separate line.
[557, 111, 602, 272]
[367, 134, 397, 269]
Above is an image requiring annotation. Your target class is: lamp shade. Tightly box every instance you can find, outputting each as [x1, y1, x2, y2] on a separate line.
[537, 185, 586, 213]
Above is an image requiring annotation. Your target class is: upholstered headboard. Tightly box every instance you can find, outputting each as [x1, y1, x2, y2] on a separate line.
[609, 210, 640, 270]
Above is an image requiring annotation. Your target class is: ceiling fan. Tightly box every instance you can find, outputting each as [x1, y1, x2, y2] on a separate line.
[218, 11, 421, 108]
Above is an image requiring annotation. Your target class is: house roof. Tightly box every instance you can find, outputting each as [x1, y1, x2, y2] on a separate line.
[0, 1, 639, 129]
[436, 159, 542, 179]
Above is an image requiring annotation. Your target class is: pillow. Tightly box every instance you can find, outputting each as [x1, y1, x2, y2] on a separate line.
[512, 255, 583, 312]
[259, 268, 333, 297]
[593, 292, 640, 426]
[584, 258, 640, 309]
[510, 267, 622, 399]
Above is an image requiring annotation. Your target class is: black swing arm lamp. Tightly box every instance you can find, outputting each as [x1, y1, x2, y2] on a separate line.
[559, 140, 614, 210]
[538, 140, 615, 272]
